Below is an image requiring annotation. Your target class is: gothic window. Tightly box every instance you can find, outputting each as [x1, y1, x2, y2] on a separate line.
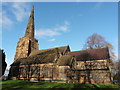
[31, 66, 39, 78]
[48, 67, 52, 78]
[44, 68, 48, 78]
[22, 67, 27, 78]
[53, 67, 59, 79]
[60, 68, 66, 80]
[96, 63, 101, 69]
[42, 65, 50, 78]
[19, 67, 23, 77]
[81, 63, 85, 69]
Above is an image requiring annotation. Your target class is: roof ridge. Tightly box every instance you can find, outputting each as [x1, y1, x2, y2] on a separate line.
[69, 47, 107, 53]
[34, 45, 68, 52]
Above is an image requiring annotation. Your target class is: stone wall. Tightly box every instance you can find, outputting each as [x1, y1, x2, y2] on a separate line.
[76, 60, 109, 70]
[9, 63, 76, 83]
[76, 70, 111, 84]
[14, 37, 38, 61]
[76, 59, 112, 84]
[8, 59, 112, 84]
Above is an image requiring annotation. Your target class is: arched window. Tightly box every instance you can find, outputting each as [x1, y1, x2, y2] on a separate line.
[42, 65, 49, 78]
[28, 40, 31, 56]
[22, 67, 27, 78]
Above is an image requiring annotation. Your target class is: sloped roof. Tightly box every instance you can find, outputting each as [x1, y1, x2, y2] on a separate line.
[12, 46, 69, 65]
[68, 48, 110, 61]
[57, 55, 73, 66]
[12, 53, 57, 65]
[22, 53, 56, 65]
[29, 46, 68, 56]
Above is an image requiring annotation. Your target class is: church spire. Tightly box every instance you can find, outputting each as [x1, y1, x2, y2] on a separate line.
[25, 5, 34, 38]
[14, 5, 38, 61]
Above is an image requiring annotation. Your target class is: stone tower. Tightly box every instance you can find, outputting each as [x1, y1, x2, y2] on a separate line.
[14, 6, 39, 61]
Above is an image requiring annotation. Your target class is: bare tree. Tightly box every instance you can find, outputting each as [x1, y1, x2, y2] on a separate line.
[84, 33, 113, 49]
[83, 33, 115, 62]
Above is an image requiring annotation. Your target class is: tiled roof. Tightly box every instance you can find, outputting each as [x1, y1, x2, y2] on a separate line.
[68, 48, 110, 61]
[12, 46, 69, 65]
[29, 46, 68, 56]
[57, 55, 73, 66]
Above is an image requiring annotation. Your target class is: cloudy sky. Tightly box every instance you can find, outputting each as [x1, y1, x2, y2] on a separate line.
[1, 2, 118, 69]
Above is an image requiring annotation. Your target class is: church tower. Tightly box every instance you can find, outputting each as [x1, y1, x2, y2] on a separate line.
[14, 6, 39, 61]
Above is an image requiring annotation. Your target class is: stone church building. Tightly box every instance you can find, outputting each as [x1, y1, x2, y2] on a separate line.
[8, 6, 112, 84]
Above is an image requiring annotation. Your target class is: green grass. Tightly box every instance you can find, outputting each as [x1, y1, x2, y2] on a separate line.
[0, 80, 119, 89]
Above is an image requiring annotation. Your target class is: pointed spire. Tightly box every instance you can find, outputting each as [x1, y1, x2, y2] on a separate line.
[25, 5, 34, 38]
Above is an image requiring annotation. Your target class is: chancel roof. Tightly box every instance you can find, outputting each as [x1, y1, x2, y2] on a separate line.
[68, 48, 110, 61]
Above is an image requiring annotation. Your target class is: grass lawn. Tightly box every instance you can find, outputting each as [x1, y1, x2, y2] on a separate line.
[0, 80, 119, 89]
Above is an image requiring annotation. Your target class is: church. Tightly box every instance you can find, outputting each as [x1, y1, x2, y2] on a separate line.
[8, 6, 113, 84]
